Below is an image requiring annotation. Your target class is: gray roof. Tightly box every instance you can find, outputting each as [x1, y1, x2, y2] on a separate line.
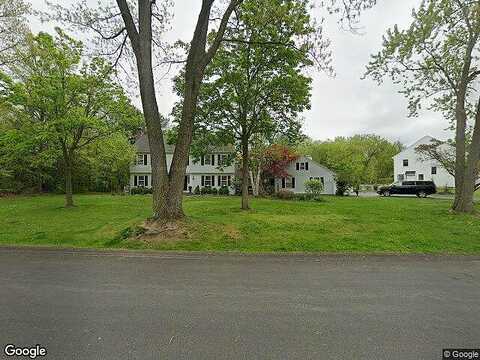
[134, 134, 234, 154]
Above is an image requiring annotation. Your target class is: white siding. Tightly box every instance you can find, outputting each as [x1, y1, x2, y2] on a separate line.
[275, 156, 337, 195]
[393, 136, 455, 188]
[130, 153, 235, 194]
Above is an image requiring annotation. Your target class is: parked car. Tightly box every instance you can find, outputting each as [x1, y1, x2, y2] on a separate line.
[377, 181, 436, 198]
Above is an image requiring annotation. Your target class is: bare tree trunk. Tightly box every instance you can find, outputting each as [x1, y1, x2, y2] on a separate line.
[64, 162, 74, 208]
[452, 102, 467, 211]
[455, 99, 480, 213]
[452, 33, 478, 212]
[256, 167, 261, 196]
[166, 0, 240, 218]
[241, 135, 250, 210]
[117, 0, 169, 220]
[118, 0, 241, 221]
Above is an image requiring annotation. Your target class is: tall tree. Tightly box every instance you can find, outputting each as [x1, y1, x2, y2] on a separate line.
[48, 0, 376, 218]
[365, 0, 480, 213]
[49, 0, 242, 220]
[179, 0, 328, 210]
[300, 135, 402, 189]
[0, 30, 142, 206]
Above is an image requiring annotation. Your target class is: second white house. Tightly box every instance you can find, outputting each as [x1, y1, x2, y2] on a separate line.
[393, 135, 455, 187]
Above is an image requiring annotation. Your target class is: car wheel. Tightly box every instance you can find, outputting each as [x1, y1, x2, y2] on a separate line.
[384, 191, 390, 197]
[418, 191, 427, 198]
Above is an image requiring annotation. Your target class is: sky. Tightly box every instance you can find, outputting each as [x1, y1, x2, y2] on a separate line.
[28, 0, 453, 147]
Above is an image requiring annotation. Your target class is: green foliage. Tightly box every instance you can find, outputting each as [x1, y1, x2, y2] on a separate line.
[304, 179, 324, 198]
[172, 0, 321, 168]
[364, 0, 480, 123]
[0, 0, 30, 64]
[130, 187, 153, 195]
[194, 185, 201, 195]
[219, 186, 230, 196]
[300, 134, 403, 188]
[335, 180, 349, 196]
[0, 29, 143, 196]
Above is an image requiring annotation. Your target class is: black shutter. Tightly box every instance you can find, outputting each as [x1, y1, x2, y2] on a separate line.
[144, 154, 148, 165]
[228, 176, 231, 186]
[218, 154, 221, 165]
[201, 156, 204, 166]
[145, 176, 149, 187]
[134, 176, 137, 186]
[292, 177, 296, 189]
[282, 178, 286, 188]
[211, 154, 215, 166]
[296, 163, 299, 171]
[305, 162, 309, 171]
[201, 176, 205, 186]
[218, 176, 221, 186]
[187, 156, 189, 165]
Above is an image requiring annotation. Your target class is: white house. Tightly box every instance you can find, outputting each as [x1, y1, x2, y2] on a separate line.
[393, 135, 455, 188]
[130, 134, 236, 194]
[275, 155, 337, 195]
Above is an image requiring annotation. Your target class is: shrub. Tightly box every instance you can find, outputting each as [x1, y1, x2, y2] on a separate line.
[304, 179, 324, 198]
[219, 186, 230, 196]
[194, 185, 200, 195]
[201, 186, 213, 195]
[294, 193, 310, 201]
[211, 187, 219, 195]
[276, 189, 295, 200]
[130, 187, 152, 195]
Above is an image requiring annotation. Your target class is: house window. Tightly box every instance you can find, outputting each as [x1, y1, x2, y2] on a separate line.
[282, 177, 296, 189]
[202, 175, 214, 187]
[405, 171, 416, 178]
[419, 174, 424, 180]
[137, 175, 148, 187]
[431, 166, 437, 175]
[218, 154, 229, 166]
[219, 175, 231, 187]
[403, 159, 409, 167]
[296, 162, 310, 171]
[202, 154, 215, 166]
[136, 154, 147, 165]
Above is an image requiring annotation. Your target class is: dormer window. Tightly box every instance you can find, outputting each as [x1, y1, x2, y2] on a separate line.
[296, 162, 309, 171]
[201, 154, 215, 166]
[136, 154, 148, 165]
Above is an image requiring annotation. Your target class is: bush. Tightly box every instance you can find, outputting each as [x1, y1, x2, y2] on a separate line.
[276, 189, 295, 200]
[130, 187, 152, 195]
[219, 186, 230, 196]
[211, 187, 219, 195]
[201, 186, 213, 195]
[305, 179, 324, 198]
[294, 193, 311, 201]
[194, 185, 200, 195]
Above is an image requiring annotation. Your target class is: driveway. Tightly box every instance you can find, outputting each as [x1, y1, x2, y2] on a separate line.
[0, 248, 478, 360]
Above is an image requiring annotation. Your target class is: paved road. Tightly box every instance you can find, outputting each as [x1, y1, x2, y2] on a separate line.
[0, 248, 478, 360]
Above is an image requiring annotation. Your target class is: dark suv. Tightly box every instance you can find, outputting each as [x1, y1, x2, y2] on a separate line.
[377, 181, 436, 198]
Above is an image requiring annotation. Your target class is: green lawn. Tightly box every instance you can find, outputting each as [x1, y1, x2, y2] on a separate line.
[0, 194, 479, 254]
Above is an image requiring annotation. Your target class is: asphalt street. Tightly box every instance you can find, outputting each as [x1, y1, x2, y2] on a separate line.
[0, 248, 478, 360]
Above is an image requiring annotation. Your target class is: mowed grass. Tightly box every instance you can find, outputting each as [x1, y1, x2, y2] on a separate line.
[0, 194, 479, 253]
